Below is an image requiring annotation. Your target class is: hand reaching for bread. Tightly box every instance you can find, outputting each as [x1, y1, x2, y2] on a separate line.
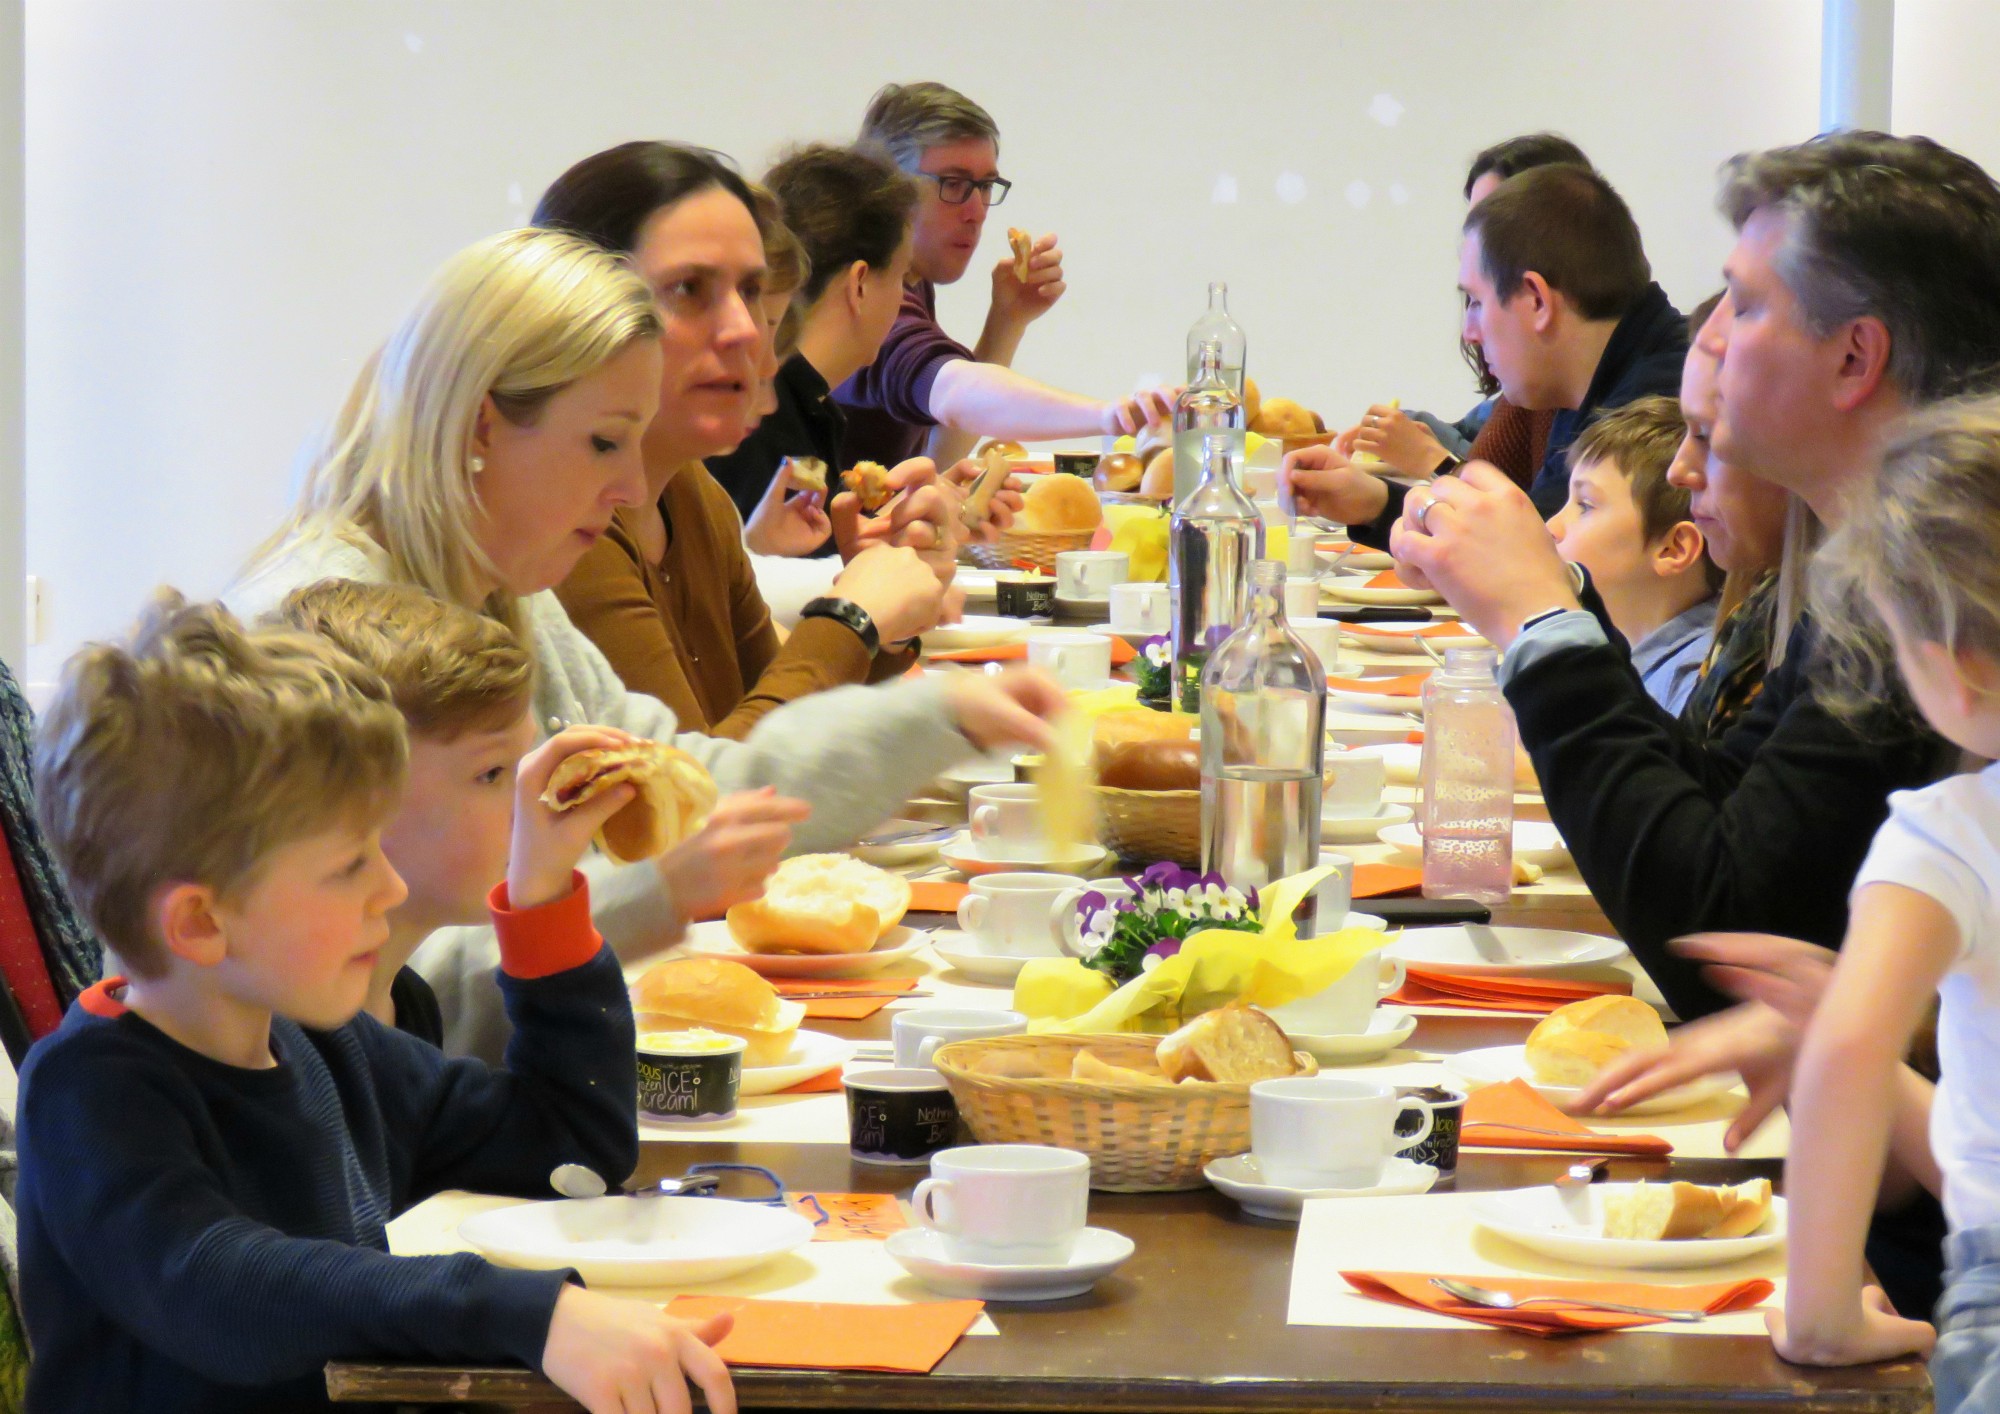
[654, 787, 812, 937]
[942, 456, 1025, 543]
[943, 666, 1069, 755]
[1099, 387, 1178, 438]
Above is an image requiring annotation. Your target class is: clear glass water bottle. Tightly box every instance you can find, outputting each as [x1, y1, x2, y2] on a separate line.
[1186, 281, 1246, 396]
[1171, 431, 1264, 713]
[1201, 560, 1326, 892]
[1419, 647, 1515, 905]
[1173, 336, 1246, 507]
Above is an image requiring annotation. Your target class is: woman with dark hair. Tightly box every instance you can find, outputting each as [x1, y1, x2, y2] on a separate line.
[540, 141, 953, 739]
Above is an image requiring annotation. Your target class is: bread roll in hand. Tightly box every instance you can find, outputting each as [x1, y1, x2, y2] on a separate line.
[539, 741, 717, 863]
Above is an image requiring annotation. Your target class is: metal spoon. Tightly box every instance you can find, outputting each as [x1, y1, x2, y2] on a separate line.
[1428, 1277, 1705, 1323]
[548, 1165, 721, 1200]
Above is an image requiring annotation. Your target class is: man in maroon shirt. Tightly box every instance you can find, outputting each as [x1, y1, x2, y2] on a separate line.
[833, 82, 1170, 469]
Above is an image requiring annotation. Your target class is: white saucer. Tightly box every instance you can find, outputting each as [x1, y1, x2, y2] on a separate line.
[929, 929, 1040, 984]
[886, 1225, 1135, 1300]
[933, 756, 1018, 800]
[1321, 581, 1445, 607]
[924, 615, 1029, 653]
[851, 818, 956, 867]
[1346, 741, 1422, 785]
[1282, 1006, 1419, 1063]
[1445, 1043, 1734, 1116]
[678, 921, 926, 979]
[1318, 545, 1395, 573]
[1321, 801, 1414, 844]
[1203, 1153, 1437, 1222]
[941, 831, 1109, 877]
[1379, 820, 1570, 869]
[1053, 591, 1111, 616]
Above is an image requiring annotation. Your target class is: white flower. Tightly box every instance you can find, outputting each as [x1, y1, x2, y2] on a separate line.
[1166, 887, 1187, 910]
[1141, 953, 1161, 972]
[1088, 908, 1114, 938]
[1145, 641, 1171, 667]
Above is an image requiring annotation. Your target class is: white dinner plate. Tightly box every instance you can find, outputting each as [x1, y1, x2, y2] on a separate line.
[886, 1225, 1134, 1301]
[1346, 741, 1423, 785]
[1379, 820, 1571, 869]
[1328, 683, 1425, 715]
[956, 569, 999, 602]
[736, 1029, 855, 1097]
[1444, 1043, 1734, 1116]
[1321, 580, 1446, 607]
[678, 921, 925, 979]
[1470, 1184, 1786, 1269]
[851, 818, 956, 867]
[1321, 801, 1415, 844]
[1281, 1006, 1420, 1063]
[1317, 545, 1395, 573]
[1204, 1153, 1437, 1222]
[940, 830, 1108, 877]
[929, 929, 1036, 984]
[924, 615, 1029, 653]
[1382, 925, 1628, 976]
[1338, 623, 1489, 656]
[460, 1196, 813, 1286]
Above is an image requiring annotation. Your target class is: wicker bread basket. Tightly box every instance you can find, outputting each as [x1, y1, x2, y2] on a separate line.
[1092, 785, 1201, 866]
[932, 1032, 1257, 1191]
[969, 527, 1097, 573]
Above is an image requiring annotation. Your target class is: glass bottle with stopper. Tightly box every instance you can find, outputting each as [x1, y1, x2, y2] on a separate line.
[1170, 430, 1263, 714]
[1200, 559, 1326, 893]
[1186, 281, 1246, 396]
[1172, 336, 1245, 507]
[1420, 646, 1515, 905]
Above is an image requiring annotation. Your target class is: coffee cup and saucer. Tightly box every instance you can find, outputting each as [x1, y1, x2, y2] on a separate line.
[885, 1144, 1136, 1300]
[1203, 1077, 1439, 1221]
[1263, 954, 1417, 1063]
[940, 784, 1108, 876]
[932, 873, 1077, 983]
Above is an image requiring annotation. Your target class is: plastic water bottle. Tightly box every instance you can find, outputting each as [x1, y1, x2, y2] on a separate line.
[1173, 336, 1245, 506]
[1419, 647, 1514, 905]
[1170, 431, 1263, 713]
[1200, 560, 1326, 893]
[1186, 281, 1246, 395]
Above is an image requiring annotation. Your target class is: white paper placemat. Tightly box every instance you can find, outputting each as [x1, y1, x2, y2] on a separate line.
[1286, 1191, 1782, 1335]
[389, 1190, 997, 1332]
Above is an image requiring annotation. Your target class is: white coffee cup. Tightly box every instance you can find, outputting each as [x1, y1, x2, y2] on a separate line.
[1024, 629, 1113, 688]
[1250, 1076, 1433, 1189]
[1286, 533, 1322, 575]
[968, 783, 1047, 859]
[957, 872, 1075, 957]
[1055, 550, 1128, 601]
[1109, 582, 1170, 635]
[1283, 575, 1320, 619]
[1264, 954, 1405, 1036]
[1288, 615, 1341, 672]
[1323, 748, 1388, 816]
[892, 1009, 1029, 1069]
[912, 1144, 1091, 1265]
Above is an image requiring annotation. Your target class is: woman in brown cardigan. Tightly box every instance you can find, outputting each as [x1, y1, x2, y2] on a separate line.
[541, 144, 952, 738]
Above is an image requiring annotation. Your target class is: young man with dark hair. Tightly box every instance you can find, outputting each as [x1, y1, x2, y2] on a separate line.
[833, 81, 1170, 469]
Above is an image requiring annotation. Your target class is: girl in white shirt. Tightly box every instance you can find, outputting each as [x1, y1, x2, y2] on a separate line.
[1775, 395, 2000, 1404]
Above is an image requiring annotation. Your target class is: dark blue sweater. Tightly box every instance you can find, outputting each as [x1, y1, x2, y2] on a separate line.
[17, 892, 637, 1413]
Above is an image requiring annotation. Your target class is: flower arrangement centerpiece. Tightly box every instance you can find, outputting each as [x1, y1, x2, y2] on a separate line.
[1133, 634, 1173, 707]
[1073, 862, 1261, 986]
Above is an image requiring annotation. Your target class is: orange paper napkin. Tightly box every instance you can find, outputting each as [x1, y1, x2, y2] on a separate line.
[773, 976, 918, 1021]
[1461, 1078, 1672, 1156]
[1388, 966, 1631, 1014]
[1328, 672, 1430, 696]
[1351, 863, 1424, 899]
[926, 638, 1137, 666]
[906, 880, 969, 913]
[666, 1295, 984, 1373]
[1340, 1270, 1771, 1336]
[777, 1067, 845, 1095]
[1365, 570, 1418, 590]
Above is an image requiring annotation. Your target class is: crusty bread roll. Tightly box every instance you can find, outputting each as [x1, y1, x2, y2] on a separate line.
[631, 957, 803, 1067]
[540, 741, 717, 863]
[1008, 227, 1033, 282]
[726, 853, 912, 956]
[1097, 739, 1200, 792]
[1072, 1050, 1173, 1086]
[1251, 397, 1318, 439]
[1602, 1179, 1770, 1241]
[1242, 377, 1263, 429]
[976, 438, 1027, 460]
[1524, 994, 1668, 1088]
[1094, 451, 1145, 493]
[1139, 446, 1175, 500]
[1092, 707, 1197, 755]
[1156, 1004, 1314, 1083]
[1020, 472, 1104, 533]
[782, 455, 827, 494]
[842, 460, 894, 512]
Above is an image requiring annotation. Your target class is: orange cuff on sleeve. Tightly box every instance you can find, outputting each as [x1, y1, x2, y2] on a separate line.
[487, 872, 603, 980]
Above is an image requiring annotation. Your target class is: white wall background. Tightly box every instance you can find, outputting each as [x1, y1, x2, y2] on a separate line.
[24, 0, 1834, 682]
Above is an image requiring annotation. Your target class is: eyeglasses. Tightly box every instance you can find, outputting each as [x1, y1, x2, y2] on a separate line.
[917, 172, 1012, 207]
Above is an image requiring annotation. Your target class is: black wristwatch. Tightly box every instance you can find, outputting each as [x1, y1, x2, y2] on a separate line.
[800, 596, 881, 656]
[1432, 451, 1464, 477]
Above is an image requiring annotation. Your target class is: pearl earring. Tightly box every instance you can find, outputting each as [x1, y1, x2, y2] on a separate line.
[469, 455, 485, 474]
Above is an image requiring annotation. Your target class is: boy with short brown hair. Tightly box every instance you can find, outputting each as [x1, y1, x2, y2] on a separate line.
[18, 593, 736, 1414]
[1547, 395, 1720, 714]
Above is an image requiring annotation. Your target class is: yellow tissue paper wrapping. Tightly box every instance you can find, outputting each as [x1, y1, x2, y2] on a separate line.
[1103, 504, 1168, 583]
[1023, 865, 1390, 1034]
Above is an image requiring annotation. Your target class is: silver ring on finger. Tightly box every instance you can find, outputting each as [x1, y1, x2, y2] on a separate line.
[1413, 496, 1435, 534]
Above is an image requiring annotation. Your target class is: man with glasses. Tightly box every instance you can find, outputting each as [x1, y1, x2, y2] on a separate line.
[834, 81, 1170, 469]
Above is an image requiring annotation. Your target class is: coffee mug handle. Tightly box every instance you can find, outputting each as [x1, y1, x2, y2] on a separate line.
[917, 1034, 948, 1068]
[1378, 957, 1406, 998]
[1391, 1098, 1434, 1154]
[1051, 886, 1089, 956]
[957, 895, 988, 934]
[970, 804, 998, 842]
[911, 1177, 956, 1233]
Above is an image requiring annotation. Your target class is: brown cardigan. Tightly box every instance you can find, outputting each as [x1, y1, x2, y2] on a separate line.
[556, 462, 906, 741]
[1466, 397, 1555, 492]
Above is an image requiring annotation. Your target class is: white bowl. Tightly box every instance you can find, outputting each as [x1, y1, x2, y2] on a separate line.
[460, 1196, 813, 1286]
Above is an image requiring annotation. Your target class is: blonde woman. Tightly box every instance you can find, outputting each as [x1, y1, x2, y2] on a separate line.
[232, 227, 1063, 1058]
